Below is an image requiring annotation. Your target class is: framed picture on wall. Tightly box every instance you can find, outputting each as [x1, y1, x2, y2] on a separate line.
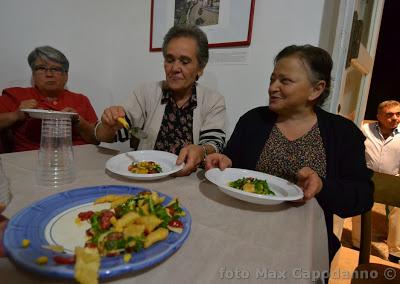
[150, 0, 256, 51]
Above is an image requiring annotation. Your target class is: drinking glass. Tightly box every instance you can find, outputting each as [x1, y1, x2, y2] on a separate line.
[0, 157, 11, 205]
[36, 117, 75, 187]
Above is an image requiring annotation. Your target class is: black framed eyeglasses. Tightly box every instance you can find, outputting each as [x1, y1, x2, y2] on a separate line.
[33, 66, 65, 75]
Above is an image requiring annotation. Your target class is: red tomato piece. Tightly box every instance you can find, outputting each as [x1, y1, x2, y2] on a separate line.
[85, 242, 97, 248]
[168, 220, 183, 228]
[166, 206, 175, 216]
[53, 255, 76, 265]
[78, 211, 94, 221]
[100, 210, 115, 230]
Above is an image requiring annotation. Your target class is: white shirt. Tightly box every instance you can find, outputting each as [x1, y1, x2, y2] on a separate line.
[361, 122, 400, 175]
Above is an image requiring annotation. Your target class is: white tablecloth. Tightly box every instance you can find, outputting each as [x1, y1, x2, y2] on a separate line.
[0, 145, 329, 283]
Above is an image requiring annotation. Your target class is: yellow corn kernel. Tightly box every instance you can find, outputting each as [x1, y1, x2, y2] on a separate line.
[123, 253, 132, 263]
[36, 256, 48, 265]
[21, 239, 30, 248]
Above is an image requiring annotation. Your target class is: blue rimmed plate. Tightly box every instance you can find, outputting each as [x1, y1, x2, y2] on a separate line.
[4, 185, 191, 280]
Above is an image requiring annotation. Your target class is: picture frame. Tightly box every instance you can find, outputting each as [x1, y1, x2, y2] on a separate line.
[150, 0, 255, 51]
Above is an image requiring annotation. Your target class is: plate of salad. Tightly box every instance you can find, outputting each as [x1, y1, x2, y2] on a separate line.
[3, 185, 191, 280]
[205, 168, 303, 205]
[106, 150, 184, 180]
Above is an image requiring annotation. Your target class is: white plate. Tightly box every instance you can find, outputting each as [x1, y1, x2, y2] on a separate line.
[21, 108, 77, 119]
[205, 168, 304, 205]
[106, 150, 184, 180]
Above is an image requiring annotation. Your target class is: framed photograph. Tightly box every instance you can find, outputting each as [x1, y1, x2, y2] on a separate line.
[150, 0, 256, 51]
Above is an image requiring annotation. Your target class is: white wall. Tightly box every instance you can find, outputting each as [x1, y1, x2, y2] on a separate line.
[0, 0, 326, 138]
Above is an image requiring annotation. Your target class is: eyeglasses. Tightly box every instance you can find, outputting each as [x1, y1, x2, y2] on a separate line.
[33, 66, 65, 75]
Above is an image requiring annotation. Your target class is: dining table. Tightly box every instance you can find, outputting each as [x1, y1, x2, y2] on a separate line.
[0, 144, 329, 283]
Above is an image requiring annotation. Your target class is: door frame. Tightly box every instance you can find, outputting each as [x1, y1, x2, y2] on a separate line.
[329, 0, 384, 126]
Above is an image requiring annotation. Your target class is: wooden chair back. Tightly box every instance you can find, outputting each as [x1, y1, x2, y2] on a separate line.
[351, 172, 400, 283]
[359, 172, 400, 264]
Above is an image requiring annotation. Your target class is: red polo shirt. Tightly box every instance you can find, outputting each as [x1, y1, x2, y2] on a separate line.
[0, 87, 98, 152]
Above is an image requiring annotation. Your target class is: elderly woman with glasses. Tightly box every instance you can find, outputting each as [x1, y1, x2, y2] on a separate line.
[96, 25, 226, 176]
[0, 46, 99, 152]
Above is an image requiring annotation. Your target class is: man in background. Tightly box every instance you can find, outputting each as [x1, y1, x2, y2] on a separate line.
[352, 100, 400, 263]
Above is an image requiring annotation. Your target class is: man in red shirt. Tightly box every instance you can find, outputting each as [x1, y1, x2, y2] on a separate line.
[0, 46, 98, 152]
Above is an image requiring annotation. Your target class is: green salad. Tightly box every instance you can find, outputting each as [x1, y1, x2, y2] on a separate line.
[228, 177, 275, 195]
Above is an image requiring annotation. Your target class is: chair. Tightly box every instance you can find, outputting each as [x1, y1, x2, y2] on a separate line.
[351, 172, 400, 283]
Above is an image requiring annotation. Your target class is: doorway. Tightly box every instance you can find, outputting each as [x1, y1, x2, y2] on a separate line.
[364, 0, 400, 119]
[329, 0, 384, 126]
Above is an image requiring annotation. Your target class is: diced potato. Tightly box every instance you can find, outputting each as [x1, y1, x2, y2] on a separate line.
[94, 194, 121, 204]
[151, 191, 165, 205]
[114, 211, 140, 232]
[110, 196, 133, 208]
[135, 215, 162, 234]
[144, 228, 168, 248]
[140, 203, 150, 216]
[74, 247, 100, 284]
[137, 168, 148, 174]
[123, 224, 145, 238]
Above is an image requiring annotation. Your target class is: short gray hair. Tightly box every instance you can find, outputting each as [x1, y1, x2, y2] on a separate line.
[377, 100, 400, 113]
[27, 46, 69, 73]
[162, 25, 209, 69]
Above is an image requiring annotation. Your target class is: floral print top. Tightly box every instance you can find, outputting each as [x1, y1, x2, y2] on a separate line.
[154, 86, 197, 155]
[255, 123, 327, 183]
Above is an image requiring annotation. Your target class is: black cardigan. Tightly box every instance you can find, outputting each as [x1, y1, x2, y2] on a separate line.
[223, 106, 374, 262]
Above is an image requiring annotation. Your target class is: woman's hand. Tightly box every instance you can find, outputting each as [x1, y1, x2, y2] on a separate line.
[296, 167, 322, 202]
[0, 204, 9, 257]
[96, 106, 126, 142]
[175, 144, 204, 176]
[204, 153, 232, 171]
[15, 99, 38, 121]
[101, 106, 126, 130]
[61, 107, 77, 113]
[18, 99, 37, 110]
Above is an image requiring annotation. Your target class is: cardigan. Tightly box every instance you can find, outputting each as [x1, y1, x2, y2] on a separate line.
[224, 106, 374, 262]
[122, 81, 226, 152]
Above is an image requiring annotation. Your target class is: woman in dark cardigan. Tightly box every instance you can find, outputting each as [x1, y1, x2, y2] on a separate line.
[205, 44, 374, 263]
